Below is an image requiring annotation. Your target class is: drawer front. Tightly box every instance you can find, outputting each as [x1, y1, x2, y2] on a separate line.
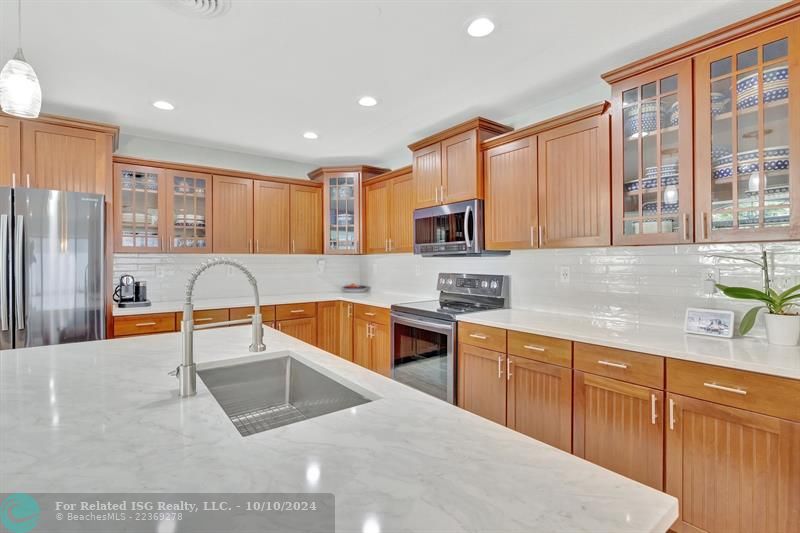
[574, 343, 664, 389]
[667, 359, 800, 422]
[459, 322, 507, 353]
[353, 303, 390, 325]
[508, 330, 572, 368]
[177, 308, 229, 325]
[276, 302, 317, 320]
[114, 313, 176, 337]
[230, 305, 276, 323]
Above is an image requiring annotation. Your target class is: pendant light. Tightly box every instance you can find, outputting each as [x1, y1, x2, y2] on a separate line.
[0, 0, 41, 118]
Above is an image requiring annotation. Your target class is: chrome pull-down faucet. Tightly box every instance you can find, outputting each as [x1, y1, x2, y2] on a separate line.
[175, 257, 266, 397]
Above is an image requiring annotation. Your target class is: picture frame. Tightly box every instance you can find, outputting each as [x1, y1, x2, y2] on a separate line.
[684, 308, 735, 339]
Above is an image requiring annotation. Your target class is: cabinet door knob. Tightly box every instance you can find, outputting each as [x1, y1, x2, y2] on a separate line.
[497, 355, 503, 379]
[506, 357, 512, 381]
[683, 213, 690, 241]
[650, 394, 658, 425]
[669, 398, 676, 431]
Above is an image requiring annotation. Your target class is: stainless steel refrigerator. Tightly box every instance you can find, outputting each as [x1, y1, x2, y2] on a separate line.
[1, 187, 105, 350]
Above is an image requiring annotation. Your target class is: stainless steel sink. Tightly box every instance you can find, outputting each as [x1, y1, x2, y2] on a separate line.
[198, 354, 372, 436]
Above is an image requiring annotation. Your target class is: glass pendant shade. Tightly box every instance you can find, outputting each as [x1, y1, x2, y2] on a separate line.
[0, 48, 42, 118]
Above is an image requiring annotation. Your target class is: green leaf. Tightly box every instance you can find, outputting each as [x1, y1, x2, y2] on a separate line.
[778, 282, 800, 300]
[739, 306, 763, 335]
[717, 286, 774, 305]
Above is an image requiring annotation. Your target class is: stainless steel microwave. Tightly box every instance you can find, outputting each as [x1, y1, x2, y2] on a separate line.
[413, 199, 506, 256]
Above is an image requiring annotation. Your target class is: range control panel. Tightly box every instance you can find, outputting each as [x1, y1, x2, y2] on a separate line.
[437, 273, 507, 298]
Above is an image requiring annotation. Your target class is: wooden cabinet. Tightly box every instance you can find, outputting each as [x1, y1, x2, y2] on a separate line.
[212, 175, 253, 253]
[574, 370, 664, 490]
[484, 136, 539, 249]
[507, 355, 572, 452]
[364, 179, 389, 254]
[289, 184, 322, 254]
[277, 317, 317, 345]
[457, 343, 507, 425]
[253, 180, 290, 253]
[409, 118, 512, 209]
[363, 166, 415, 254]
[611, 60, 694, 245]
[20, 121, 113, 194]
[113, 312, 176, 337]
[308, 166, 387, 254]
[666, 393, 800, 532]
[538, 111, 611, 248]
[441, 130, 479, 203]
[164, 169, 212, 253]
[0, 116, 20, 187]
[113, 162, 166, 252]
[316, 300, 354, 360]
[694, 20, 800, 242]
[352, 314, 391, 376]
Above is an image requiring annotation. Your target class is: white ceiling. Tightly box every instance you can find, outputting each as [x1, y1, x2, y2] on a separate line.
[0, 0, 785, 170]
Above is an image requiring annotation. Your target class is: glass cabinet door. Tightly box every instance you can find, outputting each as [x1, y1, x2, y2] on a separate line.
[612, 60, 693, 245]
[324, 172, 360, 254]
[695, 20, 799, 242]
[114, 163, 165, 252]
[165, 170, 212, 253]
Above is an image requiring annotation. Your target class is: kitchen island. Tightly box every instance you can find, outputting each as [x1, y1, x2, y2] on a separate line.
[0, 325, 677, 532]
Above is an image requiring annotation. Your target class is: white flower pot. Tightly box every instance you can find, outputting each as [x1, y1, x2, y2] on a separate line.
[764, 314, 800, 346]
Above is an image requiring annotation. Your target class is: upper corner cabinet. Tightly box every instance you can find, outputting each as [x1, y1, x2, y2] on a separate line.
[694, 20, 800, 242]
[409, 118, 513, 209]
[309, 166, 387, 254]
[611, 60, 694, 245]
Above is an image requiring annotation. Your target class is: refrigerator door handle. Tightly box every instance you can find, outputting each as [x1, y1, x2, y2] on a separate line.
[0, 214, 7, 331]
[14, 215, 24, 330]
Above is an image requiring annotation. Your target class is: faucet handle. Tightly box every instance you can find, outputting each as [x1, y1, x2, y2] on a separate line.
[168, 366, 179, 378]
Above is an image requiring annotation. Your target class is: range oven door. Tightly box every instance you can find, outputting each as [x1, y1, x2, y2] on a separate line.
[390, 311, 456, 403]
[413, 199, 482, 256]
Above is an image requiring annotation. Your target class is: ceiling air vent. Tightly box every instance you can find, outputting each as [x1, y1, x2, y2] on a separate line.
[166, 0, 231, 18]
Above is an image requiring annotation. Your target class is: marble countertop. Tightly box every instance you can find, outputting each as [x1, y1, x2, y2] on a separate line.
[459, 309, 800, 380]
[0, 326, 677, 533]
[113, 291, 429, 316]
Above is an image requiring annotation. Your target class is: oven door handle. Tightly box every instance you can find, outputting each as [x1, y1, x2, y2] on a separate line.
[464, 204, 473, 250]
[390, 313, 455, 336]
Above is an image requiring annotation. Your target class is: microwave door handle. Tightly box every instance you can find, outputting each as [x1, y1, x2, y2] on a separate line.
[464, 205, 473, 250]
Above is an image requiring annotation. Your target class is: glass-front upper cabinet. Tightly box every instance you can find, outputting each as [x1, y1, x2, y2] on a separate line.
[165, 170, 213, 253]
[113, 163, 166, 252]
[325, 172, 360, 254]
[694, 20, 799, 242]
[612, 60, 694, 245]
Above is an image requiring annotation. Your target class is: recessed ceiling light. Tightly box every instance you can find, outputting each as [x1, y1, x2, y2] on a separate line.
[152, 100, 175, 111]
[303, 131, 319, 140]
[358, 96, 378, 107]
[467, 17, 495, 37]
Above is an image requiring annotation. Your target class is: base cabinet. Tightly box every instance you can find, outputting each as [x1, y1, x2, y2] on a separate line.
[573, 371, 664, 490]
[276, 317, 317, 345]
[457, 343, 507, 425]
[317, 300, 353, 360]
[352, 318, 390, 376]
[507, 355, 572, 452]
[666, 393, 800, 533]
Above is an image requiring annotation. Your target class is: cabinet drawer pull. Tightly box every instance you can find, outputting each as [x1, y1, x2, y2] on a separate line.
[469, 333, 488, 340]
[290, 309, 305, 314]
[597, 360, 628, 369]
[669, 398, 676, 431]
[135, 321, 157, 327]
[703, 382, 747, 395]
[497, 355, 503, 379]
[651, 394, 658, 425]
[364, 312, 376, 317]
[507, 357, 512, 381]
[195, 317, 214, 322]
[523, 344, 546, 352]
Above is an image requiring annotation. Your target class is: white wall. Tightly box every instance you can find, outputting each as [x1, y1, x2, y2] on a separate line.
[113, 254, 361, 303]
[361, 242, 800, 333]
[117, 134, 317, 179]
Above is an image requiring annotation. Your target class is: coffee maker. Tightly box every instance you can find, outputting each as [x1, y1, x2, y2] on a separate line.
[113, 274, 151, 308]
